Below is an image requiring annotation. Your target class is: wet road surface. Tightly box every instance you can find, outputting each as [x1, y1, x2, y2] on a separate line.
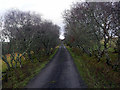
[26, 45, 87, 88]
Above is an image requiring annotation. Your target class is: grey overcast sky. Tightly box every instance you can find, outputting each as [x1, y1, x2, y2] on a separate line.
[0, 0, 83, 39]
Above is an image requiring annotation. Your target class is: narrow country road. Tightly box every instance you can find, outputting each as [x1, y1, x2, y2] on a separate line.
[26, 45, 87, 88]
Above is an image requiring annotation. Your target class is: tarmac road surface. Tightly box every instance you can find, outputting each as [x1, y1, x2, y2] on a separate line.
[26, 45, 87, 88]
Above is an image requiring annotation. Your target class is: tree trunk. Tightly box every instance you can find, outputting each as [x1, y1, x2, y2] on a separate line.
[97, 51, 101, 62]
[104, 35, 111, 65]
[117, 2, 120, 69]
[28, 51, 33, 62]
[10, 58, 14, 68]
[10, 53, 15, 68]
[14, 60, 17, 68]
[19, 56, 22, 68]
[97, 44, 102, 62]
[2, 56, 10, 70]
[117, 36, 120, 67]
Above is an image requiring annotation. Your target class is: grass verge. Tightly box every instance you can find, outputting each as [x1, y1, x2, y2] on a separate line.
[66, 46, 120, 88]
[2, 47, 59, 88]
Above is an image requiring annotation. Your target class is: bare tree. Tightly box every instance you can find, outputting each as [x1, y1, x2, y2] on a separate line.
[63, 2, 119, 66]
[2, 9, 60, 69]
